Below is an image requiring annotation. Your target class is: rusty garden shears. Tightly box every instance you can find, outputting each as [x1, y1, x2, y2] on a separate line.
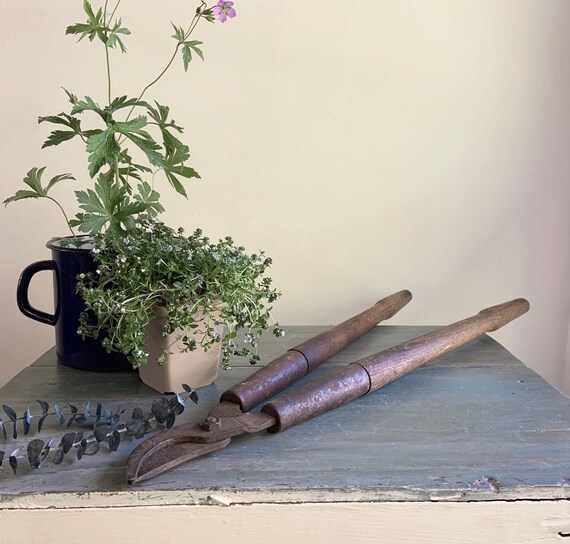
[127, 291, 529, 484]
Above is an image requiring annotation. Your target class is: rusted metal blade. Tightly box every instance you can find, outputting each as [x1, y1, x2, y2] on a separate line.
[127, 404, 276, 484]
[127, 436, 231, 484]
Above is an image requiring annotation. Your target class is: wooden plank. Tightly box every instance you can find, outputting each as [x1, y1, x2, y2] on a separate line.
[0, 326, 569, 507]
[1, 501, 570, 544]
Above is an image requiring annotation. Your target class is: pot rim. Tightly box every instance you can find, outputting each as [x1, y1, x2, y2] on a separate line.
[46, 235, 95, 253]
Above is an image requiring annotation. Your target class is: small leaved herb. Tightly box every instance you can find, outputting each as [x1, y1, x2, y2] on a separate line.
[77, 219, 283, 369]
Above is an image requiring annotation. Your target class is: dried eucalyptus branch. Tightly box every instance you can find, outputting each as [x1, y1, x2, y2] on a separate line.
[0, 384, 198, 475]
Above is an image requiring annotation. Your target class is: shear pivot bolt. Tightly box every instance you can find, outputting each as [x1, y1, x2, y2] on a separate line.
[200, 416, 221, 431]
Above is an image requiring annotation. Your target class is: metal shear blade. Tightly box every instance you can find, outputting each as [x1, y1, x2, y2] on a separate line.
[127, 402, 276, 484]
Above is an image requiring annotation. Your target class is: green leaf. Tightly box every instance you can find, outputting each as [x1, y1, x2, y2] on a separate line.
[115, 115, 148, 133]
[39, 113, 85, 148]
[38, 113, 81, 130]
[3, 168, 75, 206]
[3, 190, 43, 205]
[160, 137, 200, 196]
[22, 166, 47, 194]
[71, 96, 104, 117]
[146, 102, 185, 156]
[163, 171, 188, 198]
[106, 19, 130, 53]
[107, 96, 150, 115]
[42, 130, 78, 148]
[46, 173, 76, 192]
[181, 41, 204, 72]
[82, 0, 97, 21]
[146, 102, 181, 131]
[114, 118, 165, 168]
[75, 176, 148, 234]
[167, 163, 200, 179]
[185, 40, 204, 60]
[171, 23, 186, 42]
[63, 88, 78, 104]
[86, 128, 120, 178]
[134, 182, 165, 218]
[66, 0, 105, 43]
[125, 133, 165, 168]
[66, 22, 98, 41]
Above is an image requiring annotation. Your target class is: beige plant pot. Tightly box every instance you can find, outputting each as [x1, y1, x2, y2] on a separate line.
[138, 306, 222, 394]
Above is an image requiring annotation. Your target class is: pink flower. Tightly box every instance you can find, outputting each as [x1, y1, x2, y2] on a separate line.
[213, 0, 236, 23]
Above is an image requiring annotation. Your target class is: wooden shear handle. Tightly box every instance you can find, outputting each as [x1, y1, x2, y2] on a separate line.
[221, 290, 413, 412]
[261, 298, 530, 432]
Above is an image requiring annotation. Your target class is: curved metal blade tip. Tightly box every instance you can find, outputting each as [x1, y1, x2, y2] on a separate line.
[127, 437, 231, 485]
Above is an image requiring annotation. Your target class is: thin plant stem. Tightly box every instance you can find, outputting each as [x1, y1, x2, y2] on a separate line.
[103, 0, 112, 105]
[125, 4, 208, 122]
[103, 0, 122, 105]
[47, 196, 76, 236]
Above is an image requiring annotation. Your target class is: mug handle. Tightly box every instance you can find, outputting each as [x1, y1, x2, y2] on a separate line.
[17, 260, 58, 326]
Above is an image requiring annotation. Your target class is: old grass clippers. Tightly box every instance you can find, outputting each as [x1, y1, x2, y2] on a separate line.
[127, 291, 529, 484]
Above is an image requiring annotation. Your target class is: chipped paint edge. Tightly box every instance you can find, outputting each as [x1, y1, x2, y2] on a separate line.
[1, 485, 570, 510]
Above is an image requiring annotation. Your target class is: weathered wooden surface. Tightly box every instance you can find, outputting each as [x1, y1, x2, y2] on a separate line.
[0, 326, 569, 508]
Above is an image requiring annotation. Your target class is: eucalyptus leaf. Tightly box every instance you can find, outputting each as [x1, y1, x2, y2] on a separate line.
[125, 419, 145, 438]
[165, 411, 176, 429]
[9, 453, 18, 475]
[108, 430, 121, 452]
[54, 403, 65, 425]
[23, 409, 31, 436]
[2, 405, 17, 423]
[38, 439, 53, 467]
[144, 418, 158, 432]
[82, 437, 100, 456]
[95, 402, 102, 427]
[132, 407, 144, 421]
[53, 448, 65, 465]
[151, 398, 169, 424]
[2, 405, 18, 439]
[171, 396, 184, 415]
[37, 400, 49, 416]
[38, 414, 49, 434]
[60, 432, 76, 454]
[27, 439, 44, 468]
[94, 425, 111, 443]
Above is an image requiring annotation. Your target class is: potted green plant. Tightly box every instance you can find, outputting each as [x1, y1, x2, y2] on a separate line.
[5, 0, 283, 390]
[77, 219, 281, 392]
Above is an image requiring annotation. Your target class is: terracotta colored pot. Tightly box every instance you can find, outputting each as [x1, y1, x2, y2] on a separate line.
[139, 306, 221, 394]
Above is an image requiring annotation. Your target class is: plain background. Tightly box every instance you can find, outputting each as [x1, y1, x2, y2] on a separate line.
[0, 1, 569, 393]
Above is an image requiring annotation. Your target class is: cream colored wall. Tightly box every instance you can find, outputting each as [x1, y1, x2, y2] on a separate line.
[1, 1, 569, 392]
